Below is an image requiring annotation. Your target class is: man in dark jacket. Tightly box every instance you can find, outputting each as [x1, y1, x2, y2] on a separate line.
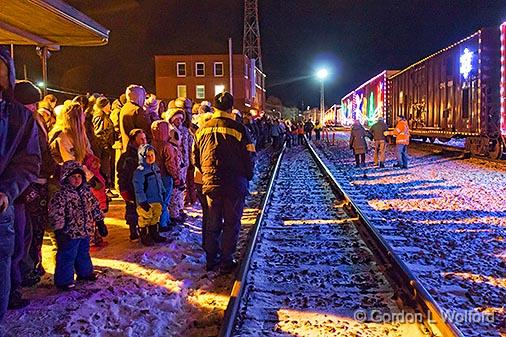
[119, 85, 151, 152]
[304, 120, 314, 141]
[369, 117, 389, 168]
[0, 47, 40, 323]
[117, 129, 147, 241]
[193, 92, 255, 273]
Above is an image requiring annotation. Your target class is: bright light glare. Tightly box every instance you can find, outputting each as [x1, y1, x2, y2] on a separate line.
[316, 68, 328, 80]
[37, 81, 45, 88]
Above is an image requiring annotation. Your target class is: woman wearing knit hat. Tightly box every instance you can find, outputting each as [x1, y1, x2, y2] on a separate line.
[92, 97, 116, 196]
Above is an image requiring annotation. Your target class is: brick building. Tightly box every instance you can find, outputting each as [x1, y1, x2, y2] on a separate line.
[155, 54, 266, 113]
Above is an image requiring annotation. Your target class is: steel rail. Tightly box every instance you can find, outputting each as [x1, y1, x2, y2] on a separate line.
[219, 145, 286, 337]
[305, 140, 464, 337]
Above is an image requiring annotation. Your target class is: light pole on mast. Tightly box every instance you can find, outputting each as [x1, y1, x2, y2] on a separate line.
[316, 68, 328, 126]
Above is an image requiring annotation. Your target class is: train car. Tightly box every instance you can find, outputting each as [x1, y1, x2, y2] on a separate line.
[388, 25, 505, 158]
[341, 70, 398, 127]
[501, 22, 506, 141]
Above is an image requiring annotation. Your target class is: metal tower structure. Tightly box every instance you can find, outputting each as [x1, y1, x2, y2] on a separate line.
[243, 0, 262, 71]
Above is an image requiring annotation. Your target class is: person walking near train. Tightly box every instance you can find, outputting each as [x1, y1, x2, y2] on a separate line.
[349, 119, 367, 168]
[388, 115, 410, 169]
[369, 117, 388, 168]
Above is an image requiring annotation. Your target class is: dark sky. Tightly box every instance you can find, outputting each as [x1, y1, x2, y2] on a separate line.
[14, 0, 506, 108]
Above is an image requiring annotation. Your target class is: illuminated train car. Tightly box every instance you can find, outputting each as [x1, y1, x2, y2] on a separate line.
[388, 24, 505, 158]
[340, 70, 398, 127]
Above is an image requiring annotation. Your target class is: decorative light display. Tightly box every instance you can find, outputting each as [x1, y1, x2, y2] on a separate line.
[459, 48, 474, 80]
[501, 22, 506, 134]
[340, 71, 388, 126]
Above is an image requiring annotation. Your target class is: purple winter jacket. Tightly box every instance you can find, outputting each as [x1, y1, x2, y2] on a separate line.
[0, 48, 41, 210]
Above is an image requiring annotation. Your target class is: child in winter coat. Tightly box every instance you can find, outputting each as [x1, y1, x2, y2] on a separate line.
[151, 121, 181, 231]
[83, 154, 108, 247]
[49, 161, 107, 290]
[133, 144, 167, 246]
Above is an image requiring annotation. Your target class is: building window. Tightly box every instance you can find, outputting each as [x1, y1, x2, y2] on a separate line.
[196, 85, 205, 99]
[195, 62, 205, 77]
[177, 62, 186, 77]
[214, 62, 224, 77]
[214, 84, 225, 95]
[177, 85, 187, 98]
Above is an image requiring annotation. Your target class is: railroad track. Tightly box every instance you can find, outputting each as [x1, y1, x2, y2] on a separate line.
[219, 143, 463, 337]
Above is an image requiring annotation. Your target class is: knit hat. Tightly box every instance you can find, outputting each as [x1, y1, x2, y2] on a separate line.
[14, 80, 42, 105]
[95, 96, 110, 109]
[214, 92, 233, 111]
[169, 98, 184, 109]
[128, 128, 145, 142]
[167, 108, 185, 122]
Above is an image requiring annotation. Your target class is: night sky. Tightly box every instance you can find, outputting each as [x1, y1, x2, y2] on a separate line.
[13, 0, 506, 108]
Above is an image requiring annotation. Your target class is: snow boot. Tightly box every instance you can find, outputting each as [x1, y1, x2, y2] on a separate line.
[149, 225, 167, 243]
[77, 272, 99, 282]
[129, 222, 139, 241]
[139, 227, 154, 246]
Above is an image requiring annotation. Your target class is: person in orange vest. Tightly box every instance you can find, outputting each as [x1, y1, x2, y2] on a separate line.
[387, 115, 410, 169]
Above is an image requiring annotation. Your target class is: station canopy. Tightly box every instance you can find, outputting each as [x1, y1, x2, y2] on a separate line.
[0, 0, 109, 49]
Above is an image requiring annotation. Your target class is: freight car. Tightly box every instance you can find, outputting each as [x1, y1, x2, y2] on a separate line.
[388, 24, 506, 158]
[341, 70, 398, 127]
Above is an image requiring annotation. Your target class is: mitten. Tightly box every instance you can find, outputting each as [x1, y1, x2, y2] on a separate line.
[96, 220, 108, 237]
[139, 202, 151, 212]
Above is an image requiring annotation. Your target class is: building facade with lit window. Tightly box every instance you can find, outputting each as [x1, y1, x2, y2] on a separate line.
[155, 54, 266, 113]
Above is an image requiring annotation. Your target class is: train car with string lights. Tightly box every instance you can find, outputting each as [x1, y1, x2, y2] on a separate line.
[340, 70, 398, 127]
[387, 23, 506, 159]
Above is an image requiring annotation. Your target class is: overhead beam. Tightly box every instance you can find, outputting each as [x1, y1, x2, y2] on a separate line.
[0, 21, 60, 50]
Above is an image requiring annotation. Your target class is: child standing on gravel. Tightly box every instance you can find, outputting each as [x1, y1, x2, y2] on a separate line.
[49, 161, 107, 290]
[133, 144, 167, 246]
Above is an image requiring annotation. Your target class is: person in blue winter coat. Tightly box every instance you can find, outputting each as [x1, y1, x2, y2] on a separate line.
[133, 144, 167, 246]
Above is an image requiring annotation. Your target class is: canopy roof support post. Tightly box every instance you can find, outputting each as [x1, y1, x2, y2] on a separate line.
[36, 46, 49, 96]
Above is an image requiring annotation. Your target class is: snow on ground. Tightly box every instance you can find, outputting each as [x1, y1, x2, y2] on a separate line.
[1, 148, 276, 337]
[313, 132, 506, 337]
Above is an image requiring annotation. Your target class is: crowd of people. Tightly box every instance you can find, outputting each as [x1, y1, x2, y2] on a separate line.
[0, 46, 278, 325]
[0, 44, 411, 328]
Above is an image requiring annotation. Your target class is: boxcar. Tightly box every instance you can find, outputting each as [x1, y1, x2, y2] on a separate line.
[388, 26, 503, 158]
[341, 70, 398, 127]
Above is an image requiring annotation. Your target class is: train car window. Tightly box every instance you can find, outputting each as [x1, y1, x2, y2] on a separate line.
[462, 87, 470, 119]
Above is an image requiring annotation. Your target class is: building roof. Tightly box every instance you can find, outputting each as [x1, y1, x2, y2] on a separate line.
[0, 0, 109, 49]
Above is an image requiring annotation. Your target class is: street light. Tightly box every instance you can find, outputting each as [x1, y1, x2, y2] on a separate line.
[316, 68, 328, 125]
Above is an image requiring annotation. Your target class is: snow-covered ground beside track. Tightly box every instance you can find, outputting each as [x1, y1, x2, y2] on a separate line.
[312, 132, 505, 337]
[1, 148, 276, 337]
